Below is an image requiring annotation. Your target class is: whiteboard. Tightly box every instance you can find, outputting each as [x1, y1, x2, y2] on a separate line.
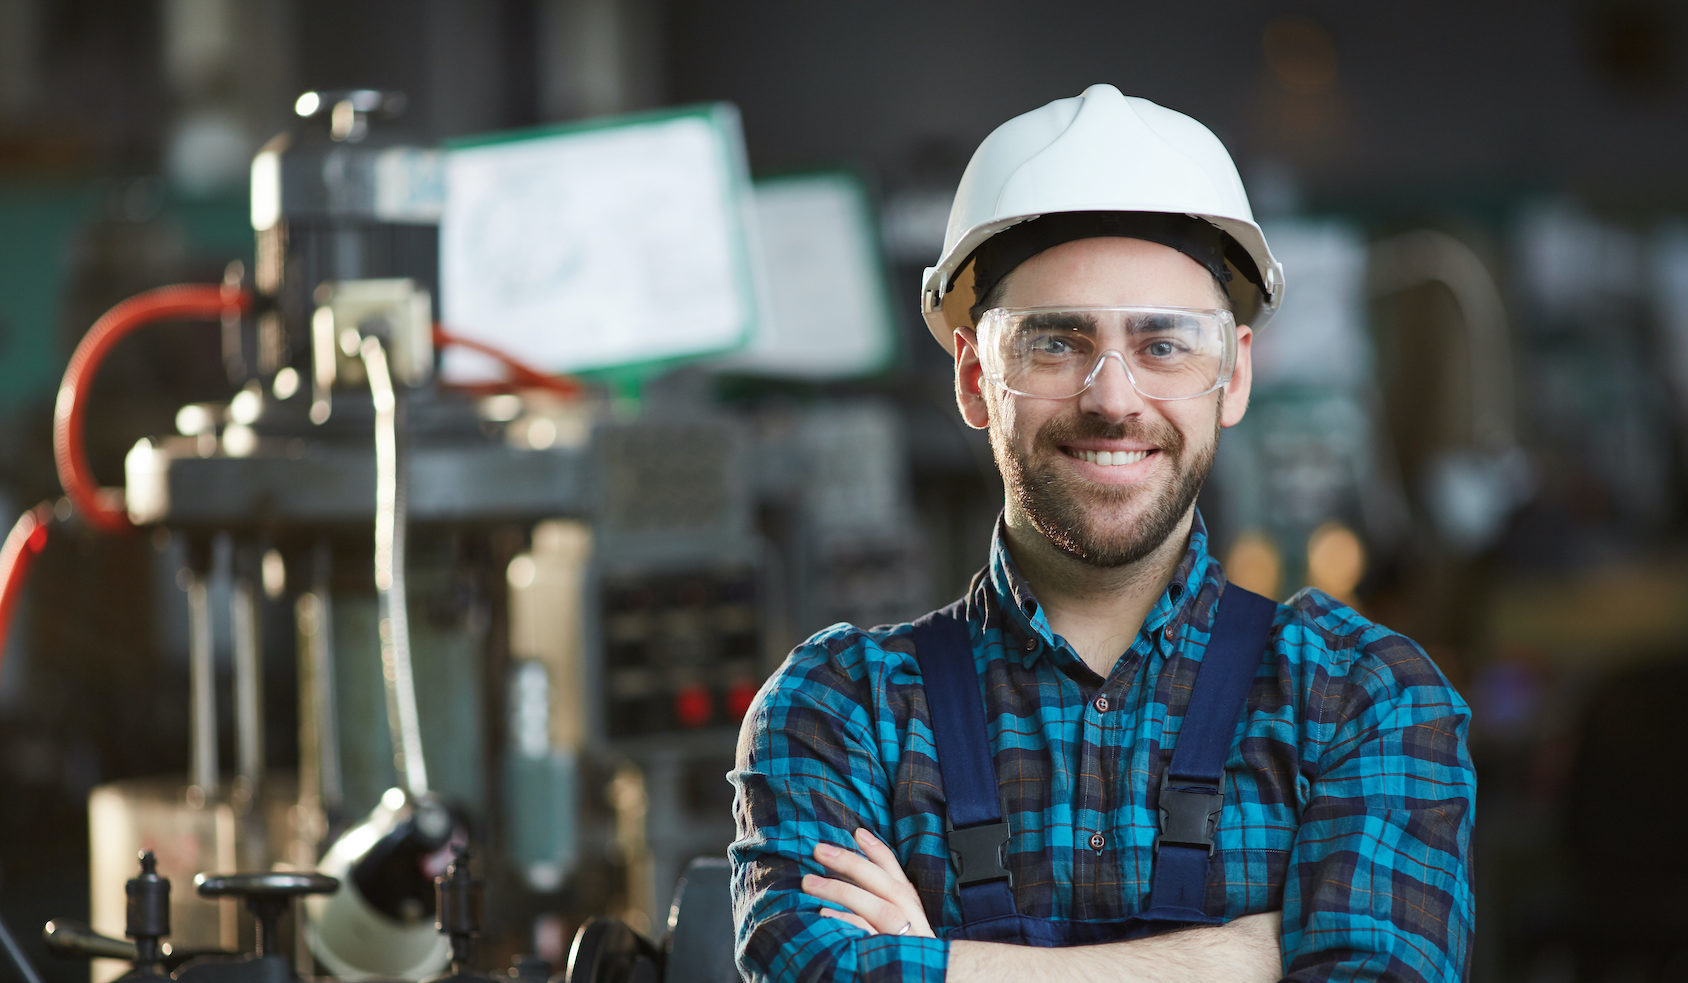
[440, 104, 758, 379]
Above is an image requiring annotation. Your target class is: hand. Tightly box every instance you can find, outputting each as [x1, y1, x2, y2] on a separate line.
[802, 827, 934, 938]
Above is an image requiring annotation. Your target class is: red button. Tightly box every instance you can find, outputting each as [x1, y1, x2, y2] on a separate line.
[726, 680, 759, 720]
[1163, 623, 1179, 642]
[1088, 831, 1106, 852]
[674, 685, 713, 728]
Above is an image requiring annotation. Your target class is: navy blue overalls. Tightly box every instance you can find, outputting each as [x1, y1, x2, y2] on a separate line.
[909, 583, 1277, 945]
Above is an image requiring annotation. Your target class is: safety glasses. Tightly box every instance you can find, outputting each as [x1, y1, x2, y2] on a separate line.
[975, 305, 1237, 401]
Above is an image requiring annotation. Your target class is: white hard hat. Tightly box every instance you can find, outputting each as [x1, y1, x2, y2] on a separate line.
[921, 84, 1284, 352]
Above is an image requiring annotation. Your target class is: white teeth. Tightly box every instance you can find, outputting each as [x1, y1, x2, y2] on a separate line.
[1074, 449, 1149, 466]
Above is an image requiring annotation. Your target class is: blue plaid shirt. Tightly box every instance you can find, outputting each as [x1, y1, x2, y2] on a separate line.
[730, 514, 1476, 981]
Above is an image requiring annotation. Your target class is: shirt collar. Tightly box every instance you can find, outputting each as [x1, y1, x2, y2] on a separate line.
[978, 511, 1220, 667]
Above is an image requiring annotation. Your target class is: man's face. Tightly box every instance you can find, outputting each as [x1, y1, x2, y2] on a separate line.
[955, 237, 1254, 567]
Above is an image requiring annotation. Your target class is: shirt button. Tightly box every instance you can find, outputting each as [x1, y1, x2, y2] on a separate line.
[1088, 831, 1106, 852]
[1163, 623, 1179, 643]
[1093, 695, 1109, 713]
[1023, 636, 1038, 651]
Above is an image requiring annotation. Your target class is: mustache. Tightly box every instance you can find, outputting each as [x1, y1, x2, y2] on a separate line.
[1037, 415, 1183, 450]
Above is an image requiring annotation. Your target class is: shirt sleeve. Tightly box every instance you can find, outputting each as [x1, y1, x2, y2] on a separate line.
[1281, 629, 1478, 982]
[728, 629, 950, 983]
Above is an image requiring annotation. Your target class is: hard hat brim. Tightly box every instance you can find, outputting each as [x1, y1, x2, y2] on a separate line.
[921, 209, 1282, 355]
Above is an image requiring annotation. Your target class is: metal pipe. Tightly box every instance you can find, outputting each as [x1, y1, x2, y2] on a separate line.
[295, 591, 323, 815]
[231, 570, 264, 801]
[186, 568, 219, 795]
[296, 544, 344, 819]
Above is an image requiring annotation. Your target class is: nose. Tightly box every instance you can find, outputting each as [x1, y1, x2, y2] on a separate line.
[1075, 351, 1145, 421]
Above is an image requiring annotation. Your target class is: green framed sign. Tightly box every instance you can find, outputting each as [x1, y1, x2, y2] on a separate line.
[721, 170, 898, 380]
[441, 103, 760, 379]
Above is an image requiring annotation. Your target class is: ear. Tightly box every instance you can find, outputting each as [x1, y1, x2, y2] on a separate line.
[955, 328, 990, 430]
[1219, 324, 1253, 429]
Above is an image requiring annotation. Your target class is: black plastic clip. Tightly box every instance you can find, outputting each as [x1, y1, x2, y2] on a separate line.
[946, 820, 1011, 887]
[1155, 773, 1224, 856]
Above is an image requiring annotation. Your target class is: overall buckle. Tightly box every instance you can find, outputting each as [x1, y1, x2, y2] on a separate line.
[1155, 772, 1223, 856]
[946, 819, 1011, 887]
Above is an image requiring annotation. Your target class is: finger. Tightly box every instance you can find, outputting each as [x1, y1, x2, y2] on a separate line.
[821, 901, 930, 941]
[801, 872, 896, 921]
[813, 842, 901, 897]
[808, 852, 934, 939]
[850, 830, 904, 878]
[814, 839, 917, 908]
[850, 830, 932, 935]
[817, 908, 875, 934]
[801, 873, 906, 932]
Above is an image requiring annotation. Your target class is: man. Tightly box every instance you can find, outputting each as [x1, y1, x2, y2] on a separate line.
[729, 84, 1475, 982]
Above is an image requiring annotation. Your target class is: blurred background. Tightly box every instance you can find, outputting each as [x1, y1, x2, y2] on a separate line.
[1, 2, 1685, 982]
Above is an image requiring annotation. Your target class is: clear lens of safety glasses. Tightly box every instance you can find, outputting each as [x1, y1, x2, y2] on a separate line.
[977, 306, 1237, 401]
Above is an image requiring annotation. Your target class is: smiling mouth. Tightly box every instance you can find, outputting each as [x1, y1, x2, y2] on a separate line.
[1069, 448, 1153, 466]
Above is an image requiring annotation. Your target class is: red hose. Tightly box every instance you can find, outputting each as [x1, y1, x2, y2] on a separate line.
[52, 292, 567, 535]
[0, 502, 53, 682]
[52, 284, 251, 534]
[433, 326, 583, 400]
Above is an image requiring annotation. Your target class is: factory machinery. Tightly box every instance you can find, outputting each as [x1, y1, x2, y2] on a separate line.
[22, 846, 733, 983]
[0, 91, 918, 983]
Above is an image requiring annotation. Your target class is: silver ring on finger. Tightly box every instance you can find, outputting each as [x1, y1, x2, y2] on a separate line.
[896, 921, 912, 936]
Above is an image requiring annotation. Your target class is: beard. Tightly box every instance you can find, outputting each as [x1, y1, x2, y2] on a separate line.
[990, 405, 1219, 568]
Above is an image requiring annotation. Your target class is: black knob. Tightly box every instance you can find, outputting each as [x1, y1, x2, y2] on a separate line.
[125, 852, 170, 969]
[435, 846, 481, 971]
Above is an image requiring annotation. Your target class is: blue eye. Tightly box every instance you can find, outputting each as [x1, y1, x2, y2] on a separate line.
[1030, 334, 1072, 354]
[1139, 337, 1189, 361]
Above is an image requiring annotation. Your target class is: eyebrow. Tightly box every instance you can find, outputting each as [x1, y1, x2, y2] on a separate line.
[1123, 311, 1198, 335]
[1018, 311, 1098, 334]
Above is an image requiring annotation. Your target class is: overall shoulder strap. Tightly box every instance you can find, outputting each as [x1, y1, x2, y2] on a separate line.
[1145, 584, 1277, 919]
[910, 602, 1018, 923]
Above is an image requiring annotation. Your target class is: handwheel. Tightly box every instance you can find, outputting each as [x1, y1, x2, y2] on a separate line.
[193, 873, 340, 899]
[194, 872, 339, 957]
